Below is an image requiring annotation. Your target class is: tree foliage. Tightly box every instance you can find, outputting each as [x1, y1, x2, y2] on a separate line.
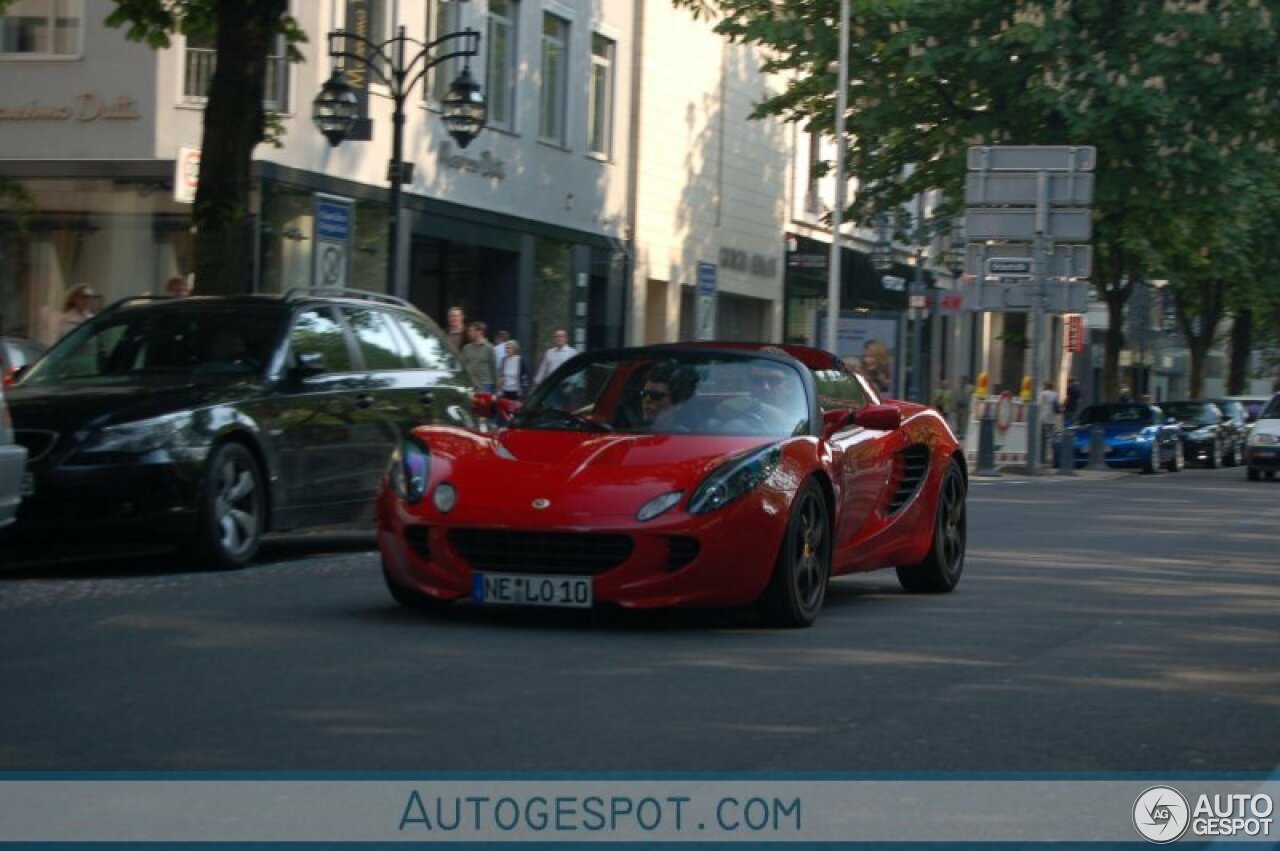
[673, 0, 1280, 396]
[105, 0, 306, 295]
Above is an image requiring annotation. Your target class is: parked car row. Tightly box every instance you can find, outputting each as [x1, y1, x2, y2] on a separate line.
[1054, 394, 1280, 478]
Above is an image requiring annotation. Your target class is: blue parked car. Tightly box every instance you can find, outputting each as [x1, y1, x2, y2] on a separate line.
[1057, 403, 1184, 473]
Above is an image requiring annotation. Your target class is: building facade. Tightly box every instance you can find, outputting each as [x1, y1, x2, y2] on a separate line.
[1, 0, 634, 361]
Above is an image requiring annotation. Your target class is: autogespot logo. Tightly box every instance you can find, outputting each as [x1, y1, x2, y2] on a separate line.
[1134, 786, 1190, 843]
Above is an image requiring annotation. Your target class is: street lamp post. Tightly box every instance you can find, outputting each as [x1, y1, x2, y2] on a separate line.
[312, 25, 486, 300]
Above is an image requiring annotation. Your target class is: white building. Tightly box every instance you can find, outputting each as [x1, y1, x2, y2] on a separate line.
[1, 0, 635, 355]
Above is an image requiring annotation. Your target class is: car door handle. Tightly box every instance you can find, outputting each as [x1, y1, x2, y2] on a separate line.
[355, 394, 374, 410]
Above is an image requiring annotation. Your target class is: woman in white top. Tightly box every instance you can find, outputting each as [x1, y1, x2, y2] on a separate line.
[57, 283, 97, 339]
[499, 340, 525, 399]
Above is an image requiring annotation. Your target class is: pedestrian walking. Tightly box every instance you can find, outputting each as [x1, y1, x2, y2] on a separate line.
[1063, 377, 1081, 425]
[461, 321, 497, 392]
[445, 305, 466, 352]
[933, 380, 955, 428]
[956, 375, 974, 439]
[1038, 380, 1061, 464]
[498, 339, 528, 400]
[56, 283, 97, 340]
[533, 328, 579, 385]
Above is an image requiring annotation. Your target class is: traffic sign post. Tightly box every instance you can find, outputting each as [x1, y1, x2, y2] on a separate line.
[313, 193, 354, 290]
[965, 145, 1095, 472]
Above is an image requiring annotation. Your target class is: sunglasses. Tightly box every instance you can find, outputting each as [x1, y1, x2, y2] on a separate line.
[641, 389, 669, 402]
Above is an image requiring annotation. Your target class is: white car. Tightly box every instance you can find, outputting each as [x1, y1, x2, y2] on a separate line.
[1244, 393, 1280, 481]
[0, 382, 28, 527]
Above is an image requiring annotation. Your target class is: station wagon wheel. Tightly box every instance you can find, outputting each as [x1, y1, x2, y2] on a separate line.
[897, 459, 967, 593]
[191, 442, 264, 570]
[759, 479, 830, 628]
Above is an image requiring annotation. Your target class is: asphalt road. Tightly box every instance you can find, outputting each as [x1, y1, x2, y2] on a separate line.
[1, 466, 1276, 772]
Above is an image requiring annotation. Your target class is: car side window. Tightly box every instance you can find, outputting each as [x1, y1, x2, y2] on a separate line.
[812, 367, 868, 412]
[394, 314, 461, 373]
[344, 308, 416, 370]
[290, 308, 354, 373]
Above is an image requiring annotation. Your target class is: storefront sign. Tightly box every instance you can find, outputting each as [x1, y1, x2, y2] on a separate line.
[0, 93, 140, 122]
[718, 246, 777, 279]
[438, 143, 506, 179]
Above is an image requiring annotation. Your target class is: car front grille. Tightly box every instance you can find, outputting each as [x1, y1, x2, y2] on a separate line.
[448, 529, 634, 575]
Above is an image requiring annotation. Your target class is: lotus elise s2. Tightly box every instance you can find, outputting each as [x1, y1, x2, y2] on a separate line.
[376, 344, 967, 627]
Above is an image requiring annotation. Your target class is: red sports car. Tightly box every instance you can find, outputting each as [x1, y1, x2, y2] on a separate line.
[376, 343, 967, 627]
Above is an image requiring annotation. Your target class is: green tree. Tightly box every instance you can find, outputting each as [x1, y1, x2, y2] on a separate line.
[105, 0, 305, 295]
[673, 0, 1279, 398]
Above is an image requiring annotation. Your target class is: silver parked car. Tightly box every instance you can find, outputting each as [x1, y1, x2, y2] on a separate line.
[0, 382, 28, 527]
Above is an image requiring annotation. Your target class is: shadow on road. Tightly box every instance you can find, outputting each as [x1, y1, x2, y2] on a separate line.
[0, 528, 376, 580]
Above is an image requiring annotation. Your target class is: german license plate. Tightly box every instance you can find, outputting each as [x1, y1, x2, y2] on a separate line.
[20, 473, 34, 497]
[473, 573, 592, 608]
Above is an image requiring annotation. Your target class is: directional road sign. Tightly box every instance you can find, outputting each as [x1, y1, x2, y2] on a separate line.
[964, 242, 1093, 280]
[967, 145, 1096, 172]
[964, 207, 1092, 242]
[964, 172, 1095, 207]
[966, 280, 1090, 314]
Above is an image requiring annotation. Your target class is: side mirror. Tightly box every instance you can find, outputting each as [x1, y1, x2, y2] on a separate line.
[854, 404, 903, 431]
[472, 391, 495, 420]
[822, 408, 855, 438]
[292, 351, 328, 378]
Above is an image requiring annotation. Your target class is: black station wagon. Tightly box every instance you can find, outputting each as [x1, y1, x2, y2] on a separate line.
[2, 290, 479, 568]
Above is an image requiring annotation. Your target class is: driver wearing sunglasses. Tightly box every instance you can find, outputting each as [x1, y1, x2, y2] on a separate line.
[639, 361, 698, 430]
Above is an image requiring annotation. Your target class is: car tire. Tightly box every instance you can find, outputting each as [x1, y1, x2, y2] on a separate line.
[382, 560, 453, 614]
[758, 478, 830, 628]
[1165, 439, 1183, 472]
[1247, 466, 1260, 481]
[1206, 438, 1220, 468]
[191, 441, 264, 570]
[897, 459, 967, 594]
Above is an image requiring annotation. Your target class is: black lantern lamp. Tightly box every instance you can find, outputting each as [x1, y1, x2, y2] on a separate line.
[311, 70, 360, 147]
[441, 64, 487, 149]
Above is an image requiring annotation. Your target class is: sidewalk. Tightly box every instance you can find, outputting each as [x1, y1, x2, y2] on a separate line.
[980, 463, 1130, 481]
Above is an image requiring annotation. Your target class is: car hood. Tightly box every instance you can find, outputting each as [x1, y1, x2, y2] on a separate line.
[417, 427, 775, 523]
[6, 378, 246, 432]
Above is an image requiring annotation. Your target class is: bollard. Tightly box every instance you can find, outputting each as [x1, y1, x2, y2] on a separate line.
[1085, 424, 1109, 471]
[1056, 430, 1077, 476]
[975, 410, 1001, 476]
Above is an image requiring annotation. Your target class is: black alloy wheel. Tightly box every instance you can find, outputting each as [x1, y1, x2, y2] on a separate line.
[897, 459, 967, 593]
[759, 478, 831, 628]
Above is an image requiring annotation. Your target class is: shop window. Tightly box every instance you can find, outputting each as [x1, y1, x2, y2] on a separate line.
[426, 0, 463, 106]
[0, 0, 82, 57]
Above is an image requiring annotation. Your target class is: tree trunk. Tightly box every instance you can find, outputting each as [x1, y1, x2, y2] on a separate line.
[1228, 307, 1252, 395]
[192, 0, 287, 295]
[1187, 337, 1209, 398]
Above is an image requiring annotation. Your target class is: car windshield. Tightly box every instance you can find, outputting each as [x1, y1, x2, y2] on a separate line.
[1076, 405, 1154, 426]
[1260, 396, 1280, 420]
[21, 304, 283, 386]
[1162, 402, 1219, 424]
[512, 350, 811, 437]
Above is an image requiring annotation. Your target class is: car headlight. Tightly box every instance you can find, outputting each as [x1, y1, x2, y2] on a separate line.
[388, 437, 430, 503]
[79, 413, 186, 454]
[1188, 427, 1214, 440]
[1249, 432, 1278, 446]
[689, 444, 782, 515]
